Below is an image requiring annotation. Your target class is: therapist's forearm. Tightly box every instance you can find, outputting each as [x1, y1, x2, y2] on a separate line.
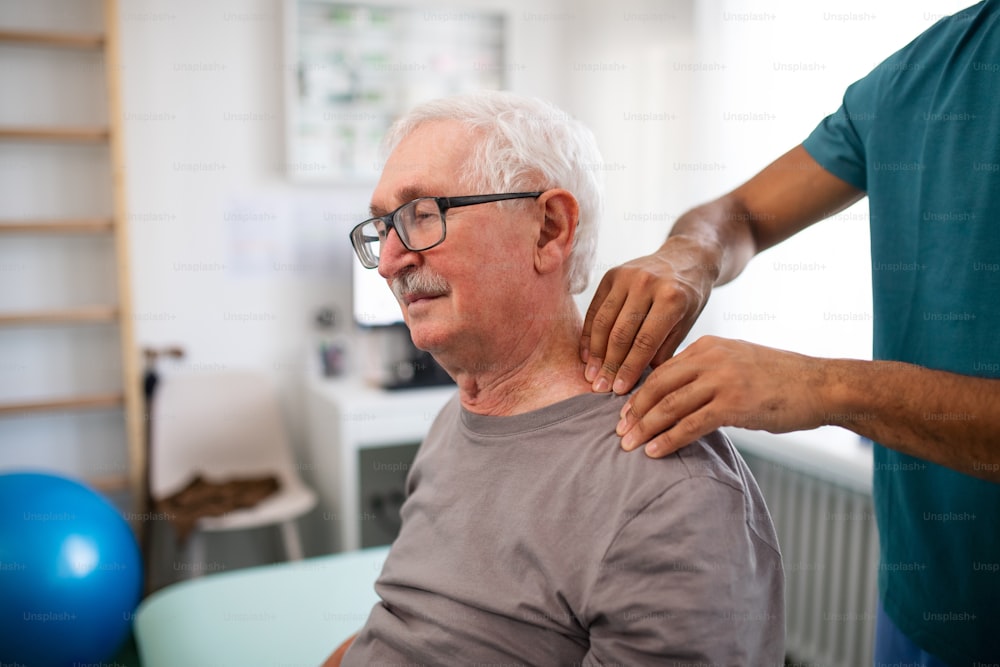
[580, 146, 863, 395]
[666, 144, 865, 288]
[822, 358, 1000, 482]
[665, 196, 758, 287]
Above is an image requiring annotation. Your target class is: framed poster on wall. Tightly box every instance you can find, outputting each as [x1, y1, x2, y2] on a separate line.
[284, 1, 506, 183]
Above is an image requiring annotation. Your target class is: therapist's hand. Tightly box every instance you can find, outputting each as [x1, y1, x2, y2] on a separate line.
[580, 236, 720, 394]
[616, 336, 828, 457]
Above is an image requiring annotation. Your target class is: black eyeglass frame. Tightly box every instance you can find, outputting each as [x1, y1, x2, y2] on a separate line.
[349, 191, 544, 269]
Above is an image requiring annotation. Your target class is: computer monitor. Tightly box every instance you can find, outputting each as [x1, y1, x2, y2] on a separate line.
[351, 257, 404, 328]
[351, 260, 453, 389]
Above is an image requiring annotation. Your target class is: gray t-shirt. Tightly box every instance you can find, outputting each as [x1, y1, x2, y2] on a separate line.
[344, 390, 784, 666]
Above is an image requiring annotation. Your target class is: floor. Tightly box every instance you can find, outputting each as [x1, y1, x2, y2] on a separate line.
[112, 630, 141, 666]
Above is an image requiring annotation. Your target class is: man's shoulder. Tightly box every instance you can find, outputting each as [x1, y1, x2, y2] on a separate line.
[599, 428, 753, 511]
[420, 388, 760, 510]
[430, 386, 751, 482]
[672, 429, 751, 491]
[546, 390, 758, 506]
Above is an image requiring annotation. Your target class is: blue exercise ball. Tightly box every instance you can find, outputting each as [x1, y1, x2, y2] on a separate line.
[0, 471, 143, 666]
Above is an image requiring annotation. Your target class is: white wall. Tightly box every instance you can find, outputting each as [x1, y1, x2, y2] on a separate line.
[559, 0, 695, 302]
[684, 0, 971, 359]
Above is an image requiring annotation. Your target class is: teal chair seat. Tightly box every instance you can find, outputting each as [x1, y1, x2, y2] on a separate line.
[135, 546, 389, 666]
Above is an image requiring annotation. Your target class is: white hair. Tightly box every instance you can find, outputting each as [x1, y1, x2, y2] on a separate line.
[381, 90, 604, 294]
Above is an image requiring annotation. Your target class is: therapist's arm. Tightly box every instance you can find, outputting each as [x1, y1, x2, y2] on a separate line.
[615, 338, 1000, 483]
[581, 143, 863, 393]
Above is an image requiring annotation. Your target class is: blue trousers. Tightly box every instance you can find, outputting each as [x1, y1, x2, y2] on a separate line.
[874, 601, 949, 667]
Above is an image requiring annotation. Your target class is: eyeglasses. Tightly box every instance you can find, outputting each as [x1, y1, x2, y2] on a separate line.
[349, 192, 544, 269]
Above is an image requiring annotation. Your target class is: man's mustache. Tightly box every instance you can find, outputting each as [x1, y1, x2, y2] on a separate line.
[391, 269, 451, 303]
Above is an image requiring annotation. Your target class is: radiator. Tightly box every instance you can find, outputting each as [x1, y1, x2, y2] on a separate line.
[730, 427, 878, 667]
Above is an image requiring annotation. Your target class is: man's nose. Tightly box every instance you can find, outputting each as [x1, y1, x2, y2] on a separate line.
[377, 227, 420, 280]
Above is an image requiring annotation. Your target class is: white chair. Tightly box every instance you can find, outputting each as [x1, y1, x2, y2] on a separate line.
[149, 369, 317, 572]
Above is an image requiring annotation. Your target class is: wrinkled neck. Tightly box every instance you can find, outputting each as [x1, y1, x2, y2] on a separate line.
[443, 300, 591, 416]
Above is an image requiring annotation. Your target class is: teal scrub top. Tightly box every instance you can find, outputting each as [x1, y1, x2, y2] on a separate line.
[803, 2, 1000, 663]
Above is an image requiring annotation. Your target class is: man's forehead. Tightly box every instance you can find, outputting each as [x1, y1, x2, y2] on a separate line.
[370, 134, 471, 216]
[369, 184, 434, 217]
[370, 122, 476, 215]
[369, 150, 436, 216]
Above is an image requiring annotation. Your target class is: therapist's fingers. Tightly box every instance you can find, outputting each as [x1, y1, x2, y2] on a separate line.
[591, 291, 657, 392]
[583, 263, 687, 391]
[616, 348, 704, 443]
[596, 280, 703, 395]
[643, 405, 721, 459]
[618, 335, 830, 457]
[609, 298, 690, 394]
[583, 248, 719, 395]
[581, 268, 628, 372]
[582, 270, 662, 390]
[616, 371, 730, 460]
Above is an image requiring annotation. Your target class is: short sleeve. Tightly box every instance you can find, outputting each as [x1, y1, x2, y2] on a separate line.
[578, 477, 784, 666]
[802, 64, 886, 192]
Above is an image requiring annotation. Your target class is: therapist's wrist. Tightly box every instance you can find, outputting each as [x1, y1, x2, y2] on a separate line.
[816, 358, 876, 429]
[658, 233, 724, 289]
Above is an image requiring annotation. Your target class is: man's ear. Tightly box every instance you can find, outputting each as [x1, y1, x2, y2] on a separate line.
[534, 189, 579, 276]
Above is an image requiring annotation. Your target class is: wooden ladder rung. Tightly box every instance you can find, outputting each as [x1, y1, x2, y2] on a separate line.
[0, 28, 104, 49]
[0, 218, 115, 234]
[0, 306, 119, 325]
[0, 126, 110, 142]
[0, 392, 125, 417]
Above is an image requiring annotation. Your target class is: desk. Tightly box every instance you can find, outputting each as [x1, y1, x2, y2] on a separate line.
[305, 375, 456, 552]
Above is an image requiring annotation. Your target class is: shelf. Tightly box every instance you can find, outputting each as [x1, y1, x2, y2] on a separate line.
[0, 126, 110, 142]
[0, 306, 119, 326]
[0, 392, 125, 417]
[0, 218, 114, 234]
[0, 28, 104, 49]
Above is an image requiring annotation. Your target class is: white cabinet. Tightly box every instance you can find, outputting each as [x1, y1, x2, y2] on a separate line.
[305, 375, 455, 553]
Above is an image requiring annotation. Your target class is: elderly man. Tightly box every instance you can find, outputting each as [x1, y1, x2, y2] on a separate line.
[330, 91, 784, 666]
